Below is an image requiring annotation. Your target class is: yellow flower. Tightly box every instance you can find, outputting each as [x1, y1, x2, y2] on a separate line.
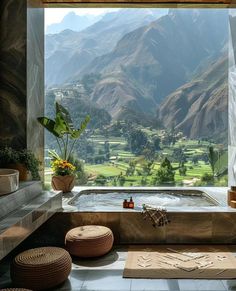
[51, 159, 76, 173]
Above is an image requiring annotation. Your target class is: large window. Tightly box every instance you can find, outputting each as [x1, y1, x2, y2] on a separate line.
[45, 8, 229, 187]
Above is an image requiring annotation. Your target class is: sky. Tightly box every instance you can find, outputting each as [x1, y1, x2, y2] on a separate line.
[45, 8, 119, 29]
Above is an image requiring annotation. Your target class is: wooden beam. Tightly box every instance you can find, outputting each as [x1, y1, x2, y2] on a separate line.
[42, 0, 230, 2]
[40, 0, 236, 8]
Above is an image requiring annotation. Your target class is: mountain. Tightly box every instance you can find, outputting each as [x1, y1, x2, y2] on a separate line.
[46, 12, 100, 34]
[230, 15, 236, 61]
[90, 72, 157, 119]
[45, 9, 168, 87]
[82, 9, 228, 105]
[157, 56, 228, 142]
[46, 9, 228, 142]
[46, 90, 111, 130]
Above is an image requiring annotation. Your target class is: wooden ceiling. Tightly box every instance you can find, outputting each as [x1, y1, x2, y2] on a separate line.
[26, 0, 236, 8]
[42, 0, 231, 2]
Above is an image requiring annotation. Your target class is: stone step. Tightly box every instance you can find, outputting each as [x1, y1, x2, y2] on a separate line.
[0, 181, 42, 220]
[0, 190, 62, 261]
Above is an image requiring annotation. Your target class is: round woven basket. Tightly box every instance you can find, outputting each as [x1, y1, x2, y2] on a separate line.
[65, 225, 114, 257]
[10, 247, 72, 291]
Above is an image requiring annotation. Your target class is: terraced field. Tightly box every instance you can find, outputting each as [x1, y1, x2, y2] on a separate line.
[45, 132, 227, 187]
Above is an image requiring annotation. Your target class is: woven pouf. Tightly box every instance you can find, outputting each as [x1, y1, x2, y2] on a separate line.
[10, 247, 72, 291]
[65, 225, 114, 257]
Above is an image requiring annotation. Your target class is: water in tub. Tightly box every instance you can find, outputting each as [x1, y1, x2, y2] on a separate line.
[73, 191, 215, 211]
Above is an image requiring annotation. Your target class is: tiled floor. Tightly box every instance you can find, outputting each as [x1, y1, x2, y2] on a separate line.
[1, 247, 236, 291]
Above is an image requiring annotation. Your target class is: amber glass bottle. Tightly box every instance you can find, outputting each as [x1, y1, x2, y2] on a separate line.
[129, 197, 134, 209]
[123, 199, 128, 208]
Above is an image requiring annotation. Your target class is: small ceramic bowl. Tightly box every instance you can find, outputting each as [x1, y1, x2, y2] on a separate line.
[0, 169, 19, 196]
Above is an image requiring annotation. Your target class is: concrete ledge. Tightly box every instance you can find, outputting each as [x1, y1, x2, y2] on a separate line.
[0, 190, 62, 261]
[0, 181, 43, 220]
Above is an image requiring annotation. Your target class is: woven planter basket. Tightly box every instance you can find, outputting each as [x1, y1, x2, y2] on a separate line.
[51, 175, 75, 193]
[65, 225, 114, 257]
[10, 247, 72, 291]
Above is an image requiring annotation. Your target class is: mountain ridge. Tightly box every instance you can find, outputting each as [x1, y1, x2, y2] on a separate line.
[157, 56, 228, 142]
[46, 12, 100, 34]
[45, 9, 167, 87]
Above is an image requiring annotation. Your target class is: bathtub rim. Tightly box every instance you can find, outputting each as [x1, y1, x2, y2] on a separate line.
[62, 186, 233, 213]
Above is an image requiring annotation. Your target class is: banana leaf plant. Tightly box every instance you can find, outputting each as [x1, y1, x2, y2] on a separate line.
[37, 102, 90, 161]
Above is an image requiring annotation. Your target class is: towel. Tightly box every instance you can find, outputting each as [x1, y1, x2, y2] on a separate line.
[142, 204, 170, 227]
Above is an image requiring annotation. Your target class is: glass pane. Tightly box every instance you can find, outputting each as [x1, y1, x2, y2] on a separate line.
[45, 8, 229, 187]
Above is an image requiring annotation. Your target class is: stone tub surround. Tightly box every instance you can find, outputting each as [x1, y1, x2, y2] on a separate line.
[0, 189, 62, 261]
[43, 210, 236, 245]
[0, 181, 43, 220]
[24, 186, 236, 246]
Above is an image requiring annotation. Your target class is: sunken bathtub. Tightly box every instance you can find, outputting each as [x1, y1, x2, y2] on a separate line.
[68, 188, 219, 211]
[43, 187, 236, 245]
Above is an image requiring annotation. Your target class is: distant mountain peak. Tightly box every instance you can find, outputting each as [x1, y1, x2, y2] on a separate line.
[59, 28, 77, 35]
[66, 11, 76, 17]
[46, 12, 100, 34]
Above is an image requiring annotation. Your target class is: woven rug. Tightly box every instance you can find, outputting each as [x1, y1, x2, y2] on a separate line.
[123, 245, 236, 279]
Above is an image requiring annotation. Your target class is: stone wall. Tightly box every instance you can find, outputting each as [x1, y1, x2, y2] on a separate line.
[0, 0, 44, 165]
[0, 0, 27, 149]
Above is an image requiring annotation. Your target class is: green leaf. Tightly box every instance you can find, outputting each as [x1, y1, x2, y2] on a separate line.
[56, 102, 74, 131]
[48, 149, 61, 161]
[54, 112, 71, 136]
[71, 115, 90, 139]
[37, 117, 61, 138]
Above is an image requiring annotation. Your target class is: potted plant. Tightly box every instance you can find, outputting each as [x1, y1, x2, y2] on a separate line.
[51, 157, 76, 192]
[0, 147, 40, 181]
[37, 102, 90, 192]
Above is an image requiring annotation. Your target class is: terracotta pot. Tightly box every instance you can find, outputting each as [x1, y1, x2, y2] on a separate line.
[8, 163, 29, 181]
[51, 175, 75, 193]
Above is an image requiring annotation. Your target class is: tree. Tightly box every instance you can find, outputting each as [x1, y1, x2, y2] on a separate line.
[94, 155, 105, 164]
[172, 147, 186, 164]
[141, 161, 153, 176]
[179, 161, 187, 176]
[104, 141, 110, 161]
[153, 158, 175, 185]
[126, 160, 136, 176]
[153, 136, 161, 151]
[118, 173, 126, 186]
[201, 173, 214, 185]
[142, 146, 155, 161]
[208, 146, 218, 177]
[192, 156, 199, 165]
[162, 130, 176, 147]
[95, 174, 107, 186]
[112, 178, 117, 186]
[141, 176, 147, 186]
[127, 129, 148, 155]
